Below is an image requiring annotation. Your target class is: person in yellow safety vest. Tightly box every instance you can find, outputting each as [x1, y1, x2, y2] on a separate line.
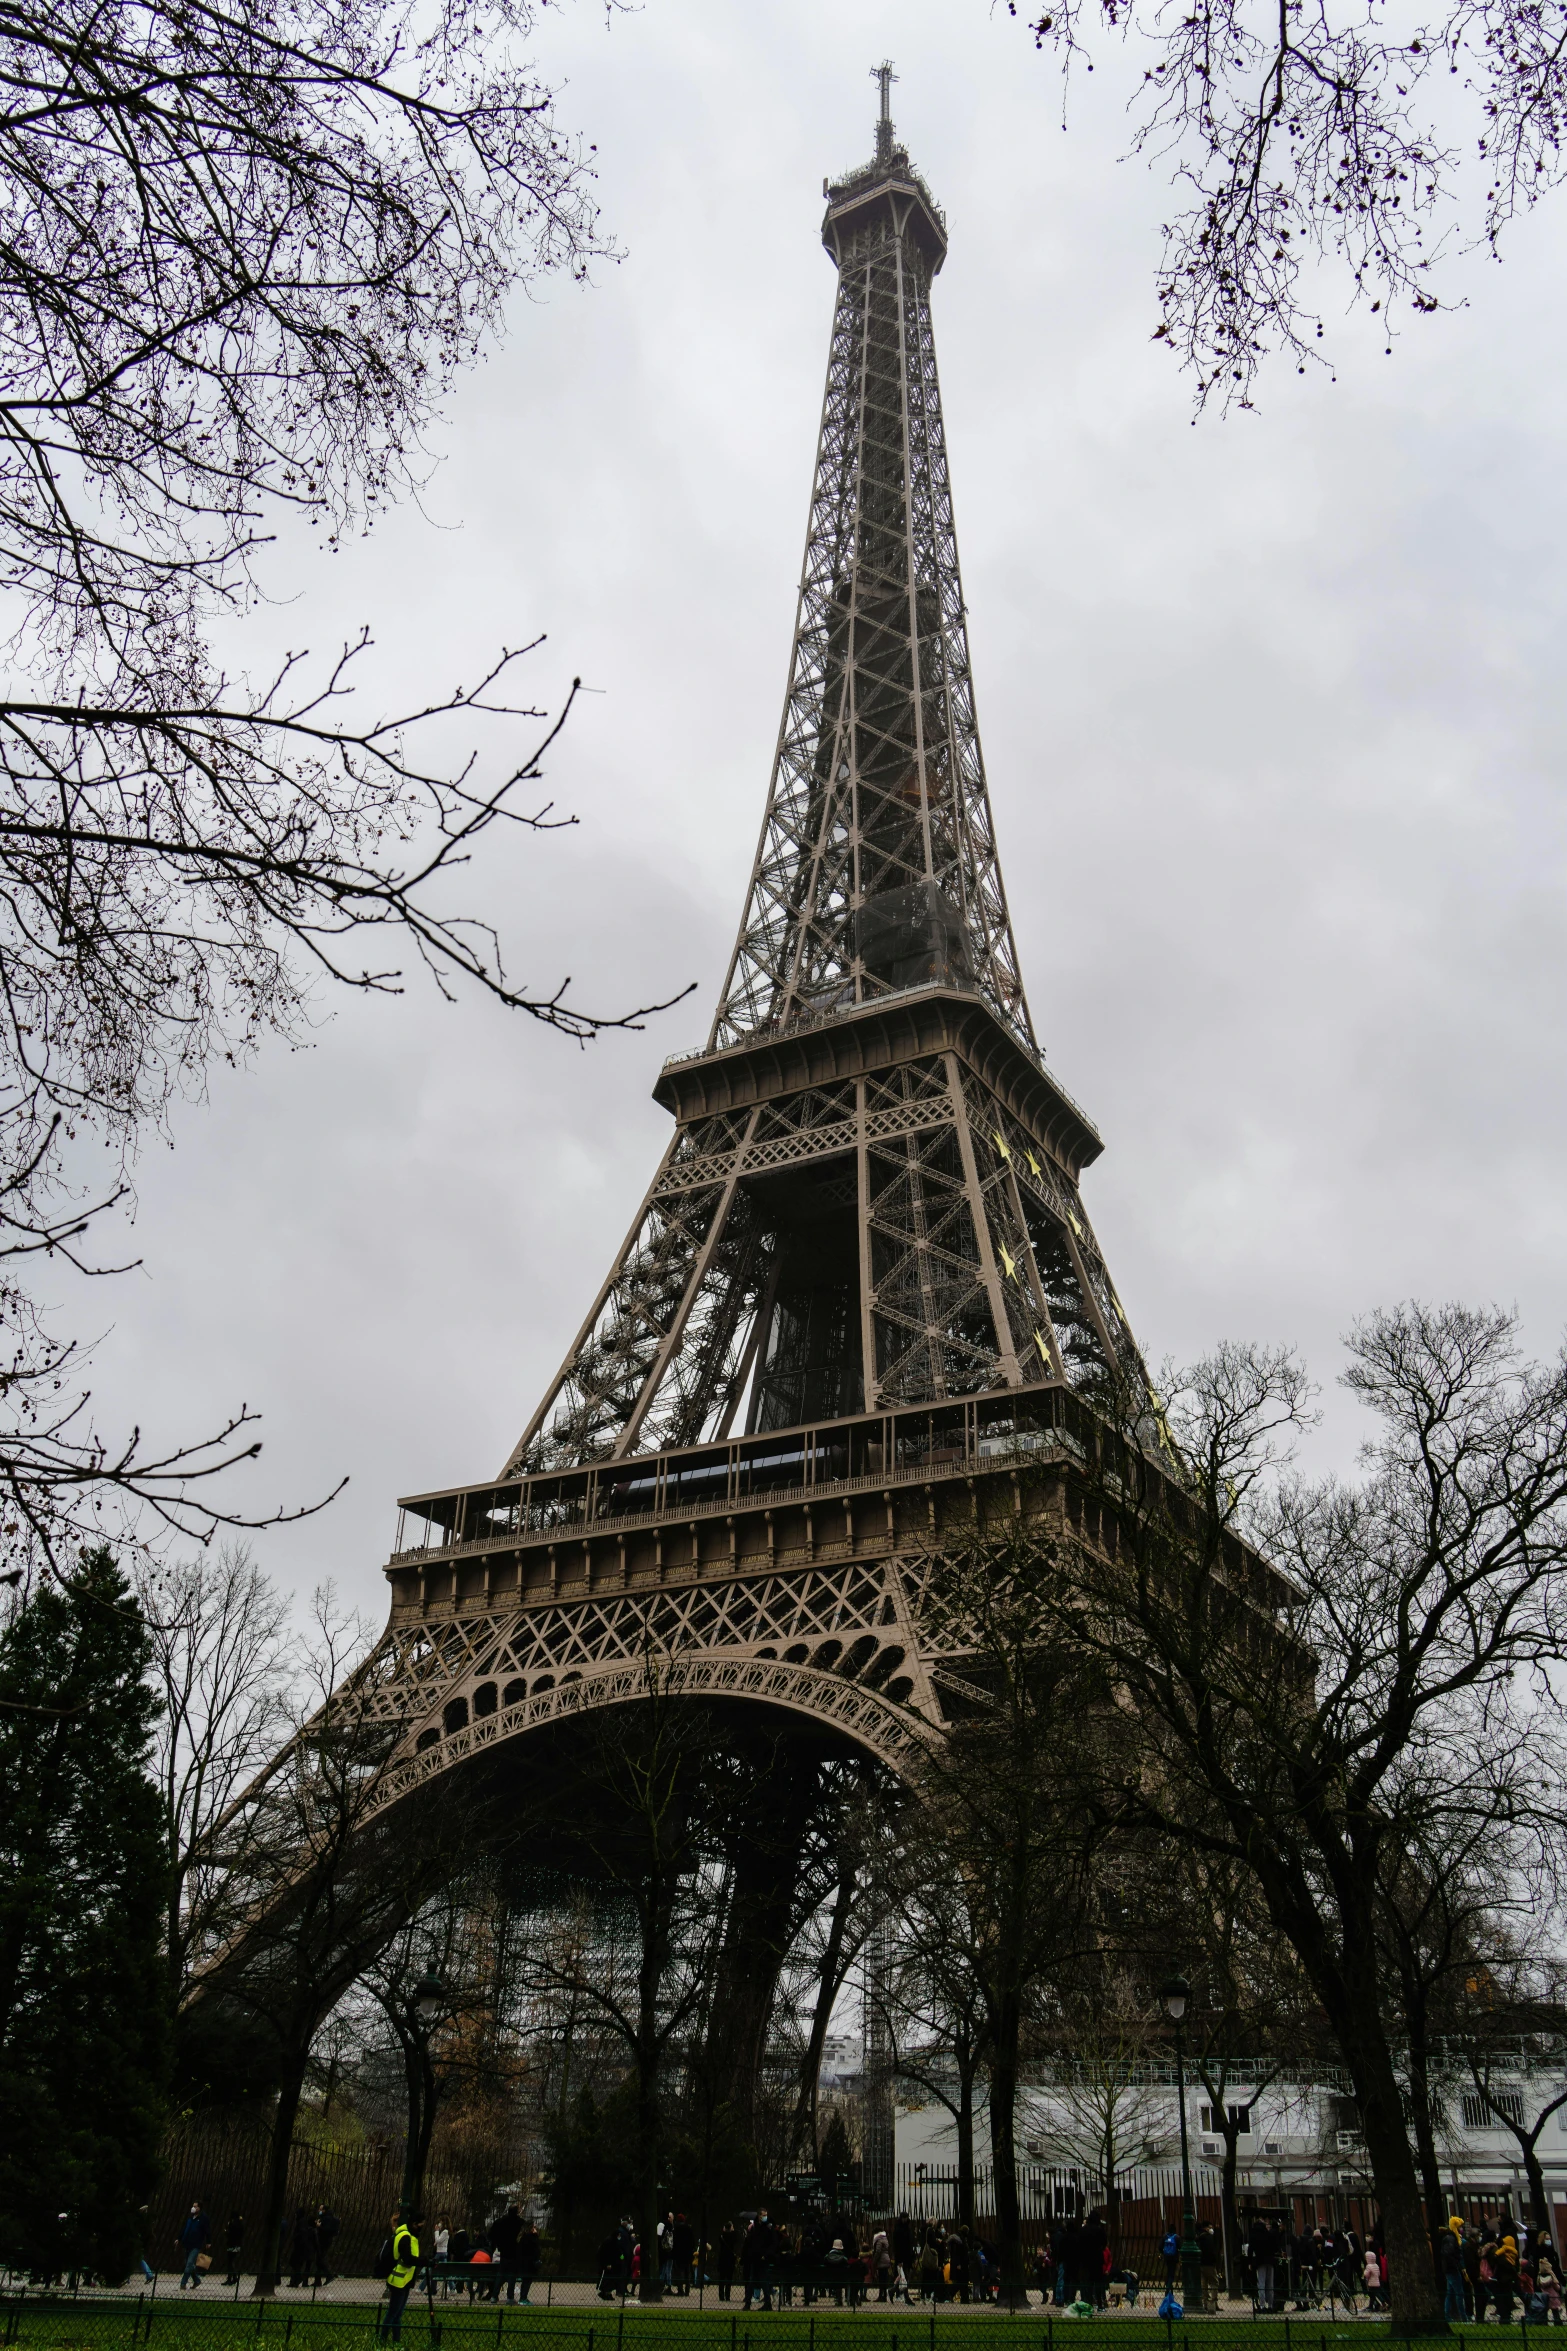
[380, 2211, 421, 2343]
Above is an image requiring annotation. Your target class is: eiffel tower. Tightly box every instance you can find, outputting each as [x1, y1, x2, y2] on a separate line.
[364, 68, 1145, 1813]
[236, 73, 1152, 2155]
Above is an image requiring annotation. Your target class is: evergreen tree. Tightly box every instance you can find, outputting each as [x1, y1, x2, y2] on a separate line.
[0, 1553, 169, 2280]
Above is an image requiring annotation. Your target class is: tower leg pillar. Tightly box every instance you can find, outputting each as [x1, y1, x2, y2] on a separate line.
[699, 1755, 820, 2185]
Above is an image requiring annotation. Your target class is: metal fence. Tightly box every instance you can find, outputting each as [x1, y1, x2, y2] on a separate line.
[890, 2164, 1230, 2281]
[0, 2298, 1557, 2351]
[149, 2119, 522, 2281]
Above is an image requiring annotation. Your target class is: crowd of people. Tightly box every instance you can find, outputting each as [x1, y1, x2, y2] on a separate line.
[587, 2203, 1567, 2318]
[591, 2209, 1025, 2306]
[171, 2200, 342, 2290]
[1242, 2211, 1567, 2322]
[1239, 2216, 1386, 2315]
[171, 2186, 1567, 2327]
[426, 2207, 545, 2301]
[1439, 2218, 1566, 2326]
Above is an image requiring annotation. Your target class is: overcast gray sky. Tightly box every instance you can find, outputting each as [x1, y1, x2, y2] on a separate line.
[62, 0, 1567, 1619]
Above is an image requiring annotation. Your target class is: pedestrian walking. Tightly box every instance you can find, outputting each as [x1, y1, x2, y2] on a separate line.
[1079, 2212, 1107, 2311]
[315, 2206, 340, 2286]
[595, 2227, 621, 2300]
[517, 2219, 541, 2304]
[1441, 2219, 1466, 2323]
[1247, 2216, 1277, 2314]
[491, 2202, 522, 2302]
[742, 2212, 774, 2311]
[894, 2211, 915, 2278]
[379, 2212, 420, 2344]
[288, 2205, 318, 2290]
[716, 2221, 737, 2302]
[1477, 2235, 1499, 2322]
[177, 2203, 211, 2290]
[1495, 2232, 1521, 2325]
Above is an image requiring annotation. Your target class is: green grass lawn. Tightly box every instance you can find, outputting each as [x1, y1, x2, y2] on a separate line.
[0, 2302, 1553, 2351]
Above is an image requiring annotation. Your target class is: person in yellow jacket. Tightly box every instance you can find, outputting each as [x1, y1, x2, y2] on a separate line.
[380, 2211, 421, 2343]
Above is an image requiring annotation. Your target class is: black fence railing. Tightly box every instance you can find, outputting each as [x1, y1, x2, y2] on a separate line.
[0, 2292, 1562, 2351]
[147, 2117, 530, 2281]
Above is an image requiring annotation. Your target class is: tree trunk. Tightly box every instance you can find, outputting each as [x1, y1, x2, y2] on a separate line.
[1405, 2033, 1450, 2295]
[1339, 2002, 1446, 2334]
[637, 2054, 664, 2304]
[1219, 2124, 1241, 2294]
[1195, 2065, 1246, 2295]
[987, 1984, 1026, 2303]
[1255, 1853, 1445, 2334]
[411, 2045, 439, 2217]
[255, 2052, 307, 2295]
[957, 2063, 976, 2233]
[1522, 2136, 1550, 2234]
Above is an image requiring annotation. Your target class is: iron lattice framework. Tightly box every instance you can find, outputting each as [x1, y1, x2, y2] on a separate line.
[506, 97, 1142, 1482]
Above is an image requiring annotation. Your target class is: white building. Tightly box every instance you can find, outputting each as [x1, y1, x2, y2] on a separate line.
[890, 2062, 1567, 2233]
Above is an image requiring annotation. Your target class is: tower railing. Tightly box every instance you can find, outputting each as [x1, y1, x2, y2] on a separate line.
[393, 1379, 1087, 1563]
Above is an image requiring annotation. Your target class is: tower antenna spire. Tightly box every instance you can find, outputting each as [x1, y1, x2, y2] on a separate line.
[871, 58, 898, 161]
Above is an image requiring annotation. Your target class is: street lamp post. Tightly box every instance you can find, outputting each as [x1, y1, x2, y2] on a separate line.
[1160, 1977, 1204, 2316]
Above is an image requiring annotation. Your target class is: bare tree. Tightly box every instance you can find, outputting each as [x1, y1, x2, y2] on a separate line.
[877, 1882, 991, 2232]
[1008, 0, 1566, 405]
[1174, 1859, 1323, 2288]
[1025, 1989, 1168, 2241]
[513, 1661, 735, 2302]
[1052, 1303, 1567, 2333]
[137, 1543, 295, 2003]
[1089, 1838, 1331, 2287]
[1457, 1953, 1567, 2231]
[905, 1509, 1101, 2301]
[1369, 1744, 1555, 2277]
[364, 1882, 511, 2214]
[193, 1586, 447, 2292]
[0, 0, 688, 1585]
